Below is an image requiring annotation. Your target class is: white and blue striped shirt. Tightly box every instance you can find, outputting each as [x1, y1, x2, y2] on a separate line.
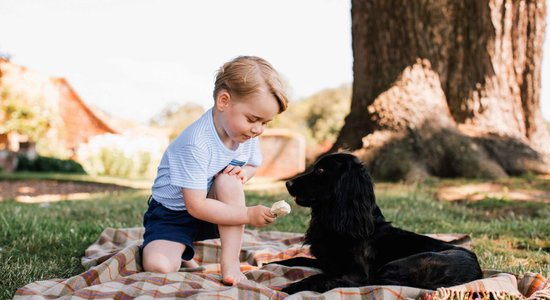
[151, 108, 262, 211]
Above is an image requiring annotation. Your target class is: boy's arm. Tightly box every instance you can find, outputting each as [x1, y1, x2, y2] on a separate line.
[242, 165, 257, 183]
[182, 188, 271, 227]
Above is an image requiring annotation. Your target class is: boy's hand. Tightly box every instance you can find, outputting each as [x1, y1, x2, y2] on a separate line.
[246, 205, 276, 227]
[222, 165, 247, 183]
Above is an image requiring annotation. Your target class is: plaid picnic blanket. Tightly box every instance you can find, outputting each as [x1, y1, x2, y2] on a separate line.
[15, 227, 550, 299]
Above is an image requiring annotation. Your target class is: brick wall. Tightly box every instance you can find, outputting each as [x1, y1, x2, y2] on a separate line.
[256, 128, 306, 179]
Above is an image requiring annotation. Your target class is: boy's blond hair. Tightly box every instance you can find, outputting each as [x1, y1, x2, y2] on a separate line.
[213, 56, 289, 113]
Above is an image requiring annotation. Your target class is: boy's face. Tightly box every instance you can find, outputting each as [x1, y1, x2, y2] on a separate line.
[216, 88, 279, 144]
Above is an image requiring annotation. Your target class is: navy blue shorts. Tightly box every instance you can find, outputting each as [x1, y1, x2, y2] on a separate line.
[141, 197, 219, 260]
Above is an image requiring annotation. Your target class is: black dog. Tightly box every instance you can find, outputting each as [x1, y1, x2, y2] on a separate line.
[273, 153, 483, 294]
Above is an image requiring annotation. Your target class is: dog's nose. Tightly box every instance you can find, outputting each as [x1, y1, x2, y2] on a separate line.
[285, 180, 293, 191]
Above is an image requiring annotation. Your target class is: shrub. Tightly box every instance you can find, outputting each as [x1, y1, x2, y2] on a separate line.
[76, 133, 167, 178]
[15, 154, 86, 174]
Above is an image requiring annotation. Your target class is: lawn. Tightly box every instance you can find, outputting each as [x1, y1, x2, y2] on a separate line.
[0, 174, 549, 299]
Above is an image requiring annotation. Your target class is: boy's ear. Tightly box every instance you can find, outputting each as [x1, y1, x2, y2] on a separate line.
[215, 90, 231, 111]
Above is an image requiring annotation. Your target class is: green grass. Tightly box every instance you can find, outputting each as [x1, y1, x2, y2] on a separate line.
[1, 175, 549, 299]
[0, 189, 150, 299]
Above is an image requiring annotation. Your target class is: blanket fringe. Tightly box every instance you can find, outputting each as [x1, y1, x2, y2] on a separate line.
[430, 289, 520, 300]
[525, 288, 550, 300]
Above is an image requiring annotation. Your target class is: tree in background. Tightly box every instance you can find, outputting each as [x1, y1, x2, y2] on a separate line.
[332, 0, 549, 181]
[270, 85, 351, 162]
[0, 86, 52, 142]
[149, 102, 204, 140]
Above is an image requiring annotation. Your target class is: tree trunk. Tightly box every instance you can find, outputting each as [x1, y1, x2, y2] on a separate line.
[333, 0, 549, 181]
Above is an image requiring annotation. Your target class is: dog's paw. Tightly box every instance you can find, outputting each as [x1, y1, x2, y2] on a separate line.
[281, 278, 319, 294]
[281, 283, 302, 295]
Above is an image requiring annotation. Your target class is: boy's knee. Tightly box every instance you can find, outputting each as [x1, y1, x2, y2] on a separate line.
[213, 173, 243, 191]
[142, 253, 180, 273]
[211, 173, 244, 204]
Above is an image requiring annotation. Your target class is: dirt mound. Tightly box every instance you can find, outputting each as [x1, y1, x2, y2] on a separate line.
[436, 183, 550, 203]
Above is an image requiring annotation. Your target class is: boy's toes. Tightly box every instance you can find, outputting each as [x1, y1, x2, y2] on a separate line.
[222, 276, 235, 286]
[222, 273, 247, 286]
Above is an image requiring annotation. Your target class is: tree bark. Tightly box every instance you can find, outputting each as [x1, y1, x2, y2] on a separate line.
[333, 0, 549, 180]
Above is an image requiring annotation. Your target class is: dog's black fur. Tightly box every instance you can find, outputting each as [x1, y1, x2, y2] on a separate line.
[273, 153, 483, 294]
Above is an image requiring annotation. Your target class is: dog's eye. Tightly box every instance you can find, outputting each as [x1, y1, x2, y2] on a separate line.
[315, 168, 324, 175]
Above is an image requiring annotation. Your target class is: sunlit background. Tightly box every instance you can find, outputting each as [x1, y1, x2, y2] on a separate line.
[1, 0, 547, 124]
[0, 0, 352, 123]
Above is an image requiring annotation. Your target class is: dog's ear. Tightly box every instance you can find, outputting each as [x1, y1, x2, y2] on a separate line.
[330, 161, 376, 238]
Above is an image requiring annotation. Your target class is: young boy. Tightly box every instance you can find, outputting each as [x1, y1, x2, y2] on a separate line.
[141, 56, 289, 285]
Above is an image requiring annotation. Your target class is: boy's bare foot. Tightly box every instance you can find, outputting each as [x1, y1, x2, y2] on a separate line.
[221, 264, 247, 285]
[182, 259, 200, 269]
[179, 259, 205, 272]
